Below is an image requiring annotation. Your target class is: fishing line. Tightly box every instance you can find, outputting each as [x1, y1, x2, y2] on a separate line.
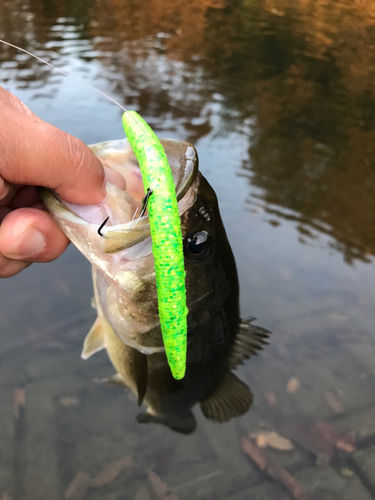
[0, 39, 170, 151]
[0, 39, 128, 112]
[0, 40, 165, 149]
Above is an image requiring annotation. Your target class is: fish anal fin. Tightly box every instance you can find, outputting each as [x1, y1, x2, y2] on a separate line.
[132, 348, 148, 406]
[200, 371, 253, 423]
[81, 318, 105, 360]
[229, 317, 270, 370]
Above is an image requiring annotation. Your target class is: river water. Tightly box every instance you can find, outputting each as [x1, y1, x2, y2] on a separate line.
[1, 1, 375, 499]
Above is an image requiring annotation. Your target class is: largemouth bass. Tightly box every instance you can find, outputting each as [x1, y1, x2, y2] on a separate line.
[39, 138, 269, 433]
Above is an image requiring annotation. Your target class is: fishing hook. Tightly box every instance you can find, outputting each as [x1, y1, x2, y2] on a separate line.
[98, 188, 152, 236]
[98, 216, 109, 236]
[139, 188, 153, 218]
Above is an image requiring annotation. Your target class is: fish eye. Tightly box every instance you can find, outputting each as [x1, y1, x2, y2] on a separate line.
[184, 231, 211, 260]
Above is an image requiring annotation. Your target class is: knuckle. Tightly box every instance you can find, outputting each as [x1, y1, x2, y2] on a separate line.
[66, 135, 95, 177]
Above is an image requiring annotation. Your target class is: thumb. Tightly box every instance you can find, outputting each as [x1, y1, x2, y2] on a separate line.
[0, 87, 105, 204]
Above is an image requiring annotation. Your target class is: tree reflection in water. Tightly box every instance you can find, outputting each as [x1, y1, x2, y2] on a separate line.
[1, 0, 375, 264]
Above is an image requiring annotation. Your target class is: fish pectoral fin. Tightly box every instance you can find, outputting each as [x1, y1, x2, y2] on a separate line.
[136, 410, 196, 435]
[200, 371, 253, 423]
[228, 317, 270, 370]
[81, 318, 105, 360]
[131, 348, 148, 407]
[93, 373, 128, 388]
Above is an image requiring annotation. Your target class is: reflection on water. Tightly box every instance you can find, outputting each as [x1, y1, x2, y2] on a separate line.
[1, 0, 375, 499]
[2, 0, 375, 264]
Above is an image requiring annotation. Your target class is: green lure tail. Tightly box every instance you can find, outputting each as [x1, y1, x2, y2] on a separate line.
[122, 111, 188, 380]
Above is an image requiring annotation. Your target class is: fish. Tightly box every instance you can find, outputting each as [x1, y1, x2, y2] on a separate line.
[39, 137, 270, 433]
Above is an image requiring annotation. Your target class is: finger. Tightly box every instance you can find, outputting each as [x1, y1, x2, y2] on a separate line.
[0, 86, 35, 117]
[103, 166, 127, 190]
[0, 208, 69, 262]
[0, 254, 31, 278]
[0, 87, 105, 204]
[0, 175, 19, 205]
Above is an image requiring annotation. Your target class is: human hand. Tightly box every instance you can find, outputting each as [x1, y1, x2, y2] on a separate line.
[0, 86, 105, 278]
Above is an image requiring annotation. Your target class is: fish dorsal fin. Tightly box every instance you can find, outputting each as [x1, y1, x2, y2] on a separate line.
[200, 371, 253, 422]
[81, 318, 105, 360]
[229, 317, 270, 370]
[132, 348, 148, 406]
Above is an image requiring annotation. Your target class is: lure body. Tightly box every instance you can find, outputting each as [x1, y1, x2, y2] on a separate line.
[122, 111, 187, 380]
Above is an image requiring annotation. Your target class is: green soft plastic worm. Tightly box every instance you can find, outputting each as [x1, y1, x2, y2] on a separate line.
[122, 110, 188, 380]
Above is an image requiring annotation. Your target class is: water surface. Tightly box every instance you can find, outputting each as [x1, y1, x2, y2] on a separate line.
[1, 1, 375, 499]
